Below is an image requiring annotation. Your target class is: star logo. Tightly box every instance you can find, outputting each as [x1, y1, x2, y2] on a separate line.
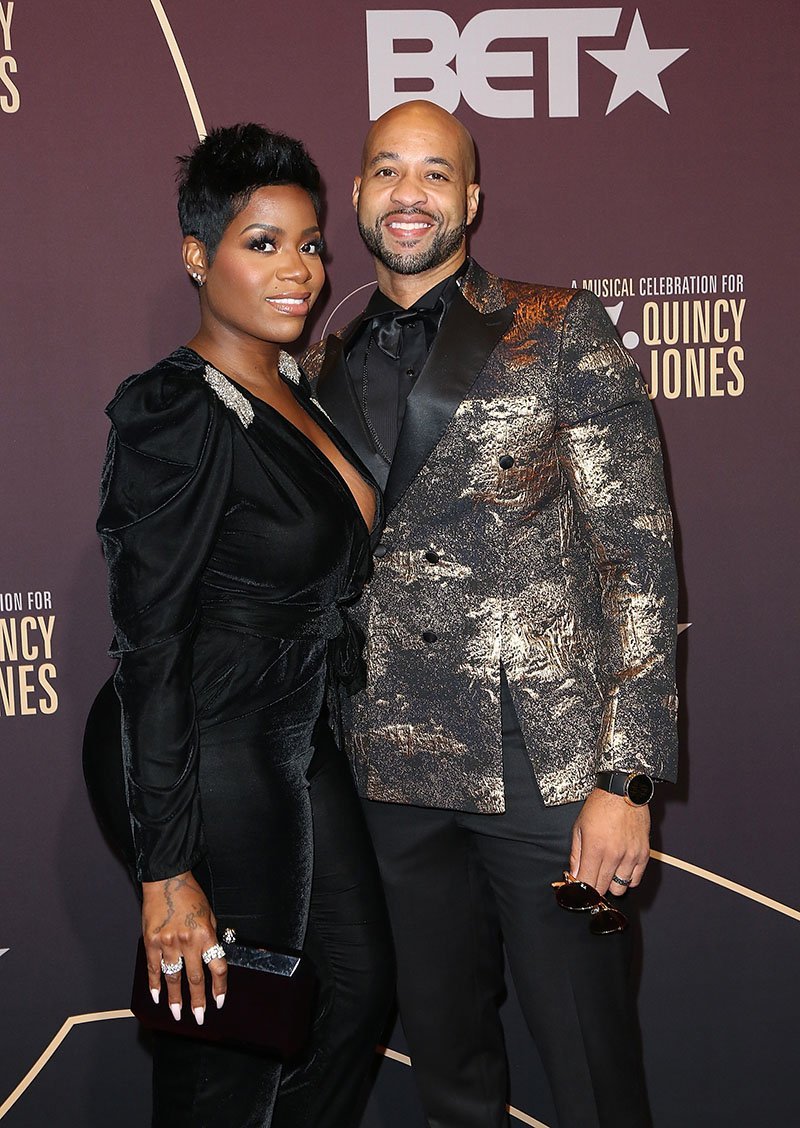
[587, 10, 688, 115]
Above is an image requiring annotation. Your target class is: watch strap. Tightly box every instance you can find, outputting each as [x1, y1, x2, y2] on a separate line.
[596, 770, 628, 797]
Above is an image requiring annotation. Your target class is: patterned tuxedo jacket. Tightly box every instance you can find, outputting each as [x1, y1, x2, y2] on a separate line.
[303, 260, 678, 809]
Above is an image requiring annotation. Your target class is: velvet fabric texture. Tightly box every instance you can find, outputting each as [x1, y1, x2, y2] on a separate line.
[83, 347, 392, 1126]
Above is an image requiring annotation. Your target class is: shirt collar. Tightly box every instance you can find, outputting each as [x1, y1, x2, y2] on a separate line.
[362, 258, 470, 321]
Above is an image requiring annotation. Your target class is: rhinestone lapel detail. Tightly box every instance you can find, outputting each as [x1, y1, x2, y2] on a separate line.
[203, 364, 254, 428]
[278, 351, 301, 384]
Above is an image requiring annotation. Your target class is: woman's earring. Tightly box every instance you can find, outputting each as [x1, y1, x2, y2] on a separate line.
[189, 270, 205, 287]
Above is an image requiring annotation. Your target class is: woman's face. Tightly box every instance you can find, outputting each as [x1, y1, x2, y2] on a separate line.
[200, 184, 324, 348]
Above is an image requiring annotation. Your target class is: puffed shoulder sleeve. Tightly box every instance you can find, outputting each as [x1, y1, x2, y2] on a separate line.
[98, 363, 232, 881]
[556, 290, 678, 782]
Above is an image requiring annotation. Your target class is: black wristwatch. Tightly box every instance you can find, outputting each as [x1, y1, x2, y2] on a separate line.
[595, 770, 655, 807]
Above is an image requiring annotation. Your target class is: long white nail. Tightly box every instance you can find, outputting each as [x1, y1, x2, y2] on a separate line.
[215, 993, 225, 1010]
[193, 1007, 205, 1026]
[150, 988, 160, 1005]
[170, 1003, 182, 1022]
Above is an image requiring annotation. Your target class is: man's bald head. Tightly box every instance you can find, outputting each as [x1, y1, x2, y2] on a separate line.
[361, 100, 476, 183]
[353, 98, 481, 297]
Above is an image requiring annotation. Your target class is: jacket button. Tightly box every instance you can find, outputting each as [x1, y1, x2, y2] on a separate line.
[422, 630, 438, 644]
[499, 454, 514, 469]
[374, 543, 390, 559]
[424, 550, 440, 564]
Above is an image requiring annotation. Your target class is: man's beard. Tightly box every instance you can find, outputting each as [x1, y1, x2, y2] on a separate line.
[357, 208, 466, 275]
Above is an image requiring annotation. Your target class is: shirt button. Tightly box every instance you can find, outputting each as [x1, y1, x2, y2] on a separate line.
[406, 368, 415, 378]
[424, 550, 440, 564]
[374, 543, 390, 559]
[422, 630, 438, 644]
[499, 454, 515, 469]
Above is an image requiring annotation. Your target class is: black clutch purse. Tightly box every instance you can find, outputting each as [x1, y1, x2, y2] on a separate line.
[131, 934, 317, 1058]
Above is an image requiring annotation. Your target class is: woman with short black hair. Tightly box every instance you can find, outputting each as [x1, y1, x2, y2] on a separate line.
[84, 123, 393, 1127]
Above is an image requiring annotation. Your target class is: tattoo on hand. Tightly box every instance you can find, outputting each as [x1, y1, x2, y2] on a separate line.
[152, 876, 199, 935]
[185, 903, 208, 930]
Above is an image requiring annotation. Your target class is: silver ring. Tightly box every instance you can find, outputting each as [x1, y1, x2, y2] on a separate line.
[202, 944, 226, 965]
[160, 956, 184, 975]
[611, 874, 631, 887]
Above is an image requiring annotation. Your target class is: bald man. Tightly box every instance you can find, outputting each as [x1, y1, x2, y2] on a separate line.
[303, 100, 677, 1128]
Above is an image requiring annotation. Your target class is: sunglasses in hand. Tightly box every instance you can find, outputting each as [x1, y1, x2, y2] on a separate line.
[551, 871, 628, 935]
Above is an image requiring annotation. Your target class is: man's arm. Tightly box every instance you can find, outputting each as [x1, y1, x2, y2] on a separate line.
[555, 289, 678, 894]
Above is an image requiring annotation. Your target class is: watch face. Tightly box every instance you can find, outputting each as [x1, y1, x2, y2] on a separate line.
[626, 774, 655, 805]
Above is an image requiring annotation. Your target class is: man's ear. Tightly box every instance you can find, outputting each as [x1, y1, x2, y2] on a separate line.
[465, 183, 481, 227]
[182, 235, 208, 283]
[352, 176, 362, 211]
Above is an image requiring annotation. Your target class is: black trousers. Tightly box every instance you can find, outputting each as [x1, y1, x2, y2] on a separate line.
[148, 728, 395, 1128]
[362, 676, 652, 1128]
[86, 656, 394, 1128]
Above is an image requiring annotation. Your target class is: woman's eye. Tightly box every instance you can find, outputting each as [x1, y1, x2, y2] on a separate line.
[250, 236, 276, 253]
[301, 240, 324, 256]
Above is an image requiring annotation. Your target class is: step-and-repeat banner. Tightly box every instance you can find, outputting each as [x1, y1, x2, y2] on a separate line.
[1, 2, 797, 1124]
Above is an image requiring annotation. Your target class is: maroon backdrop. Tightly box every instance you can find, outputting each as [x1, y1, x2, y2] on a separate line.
[1, 2, 798, 1124]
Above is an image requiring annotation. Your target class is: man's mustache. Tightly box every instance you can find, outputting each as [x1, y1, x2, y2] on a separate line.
[377, 207, 441, 225]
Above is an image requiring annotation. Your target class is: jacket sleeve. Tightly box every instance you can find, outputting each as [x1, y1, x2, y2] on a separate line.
[555, 290, 678, 781]
[98, 366, 232, 881]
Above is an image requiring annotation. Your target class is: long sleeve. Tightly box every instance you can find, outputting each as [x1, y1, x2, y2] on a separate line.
[555, 290, 678, 780]
[98, 363, 232, 881]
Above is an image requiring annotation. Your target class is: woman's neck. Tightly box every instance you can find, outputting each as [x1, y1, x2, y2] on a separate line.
[186, 328, 283, 395]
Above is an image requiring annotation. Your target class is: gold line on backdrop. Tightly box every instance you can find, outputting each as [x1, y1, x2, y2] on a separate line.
[652, 851, 800, 922]
[0, 1011, 133, 1120]
[149, 0, 206, 139]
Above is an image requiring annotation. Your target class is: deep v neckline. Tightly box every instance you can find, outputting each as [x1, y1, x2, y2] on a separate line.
[294, 395, 382, 536]
[183, 347, 380, 536]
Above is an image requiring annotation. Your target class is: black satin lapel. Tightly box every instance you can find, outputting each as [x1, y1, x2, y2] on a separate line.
[384, 291, 516, 512]
[314, 337, 388, 484]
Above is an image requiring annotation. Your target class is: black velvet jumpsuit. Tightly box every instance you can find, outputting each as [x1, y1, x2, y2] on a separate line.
[83, 346, 393, 1127]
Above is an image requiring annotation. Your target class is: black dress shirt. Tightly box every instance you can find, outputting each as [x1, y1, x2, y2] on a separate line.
[346, 262, 468, 485]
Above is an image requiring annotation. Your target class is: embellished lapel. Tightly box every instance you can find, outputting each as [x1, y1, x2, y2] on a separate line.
[384, 278, 516, 513]
[313, 321, 389, 486]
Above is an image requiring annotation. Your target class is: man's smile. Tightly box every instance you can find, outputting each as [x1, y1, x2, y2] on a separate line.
[382, 212, 437, 240]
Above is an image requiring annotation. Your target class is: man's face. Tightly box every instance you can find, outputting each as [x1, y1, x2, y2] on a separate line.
[353, 106, 480, 278]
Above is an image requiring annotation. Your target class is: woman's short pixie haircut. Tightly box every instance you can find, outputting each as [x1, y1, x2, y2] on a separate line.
[177, 123, 321, 260]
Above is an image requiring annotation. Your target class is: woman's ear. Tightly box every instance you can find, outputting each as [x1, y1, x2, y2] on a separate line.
[182, 236, 208, 286]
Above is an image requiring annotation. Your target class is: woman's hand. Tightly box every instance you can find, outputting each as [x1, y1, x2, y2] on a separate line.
[141, 871, 228, 1024]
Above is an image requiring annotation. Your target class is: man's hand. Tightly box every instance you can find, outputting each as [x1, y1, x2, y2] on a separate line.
[569, 789, 651, 897]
